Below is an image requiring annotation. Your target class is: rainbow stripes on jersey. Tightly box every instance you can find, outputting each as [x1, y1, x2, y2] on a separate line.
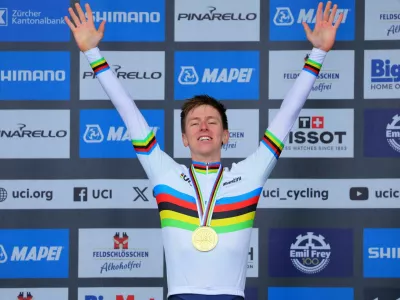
[303, 58, 322, 77]
[90, 57, 110, 75]
[155, 185, 261, 234]
[132, 131, 157, 155]
[192, 161, 221, 174]
[262, 130, 283, 159]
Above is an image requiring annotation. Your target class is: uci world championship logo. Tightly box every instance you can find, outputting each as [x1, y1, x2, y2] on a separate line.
[290, 232, 331, 274]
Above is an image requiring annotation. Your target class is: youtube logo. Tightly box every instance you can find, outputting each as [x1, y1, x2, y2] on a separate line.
[350, 187, 369, 201]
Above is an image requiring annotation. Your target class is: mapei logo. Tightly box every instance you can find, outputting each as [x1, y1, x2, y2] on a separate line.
[0, 245, 63, 263]
[273, 7, 349, 26]
[290, 232, 331, 274]
[0, 8, 8, 26]
[178, 66, 254, 85]
[17, 292, 33, 300]
[83, 125, 160, 144]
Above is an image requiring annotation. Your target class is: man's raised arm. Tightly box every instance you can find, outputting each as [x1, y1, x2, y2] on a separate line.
[233, 1, 344, 184]
[65, 3, 177, 184]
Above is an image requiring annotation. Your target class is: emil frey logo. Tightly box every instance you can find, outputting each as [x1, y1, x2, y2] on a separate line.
[290, 232, 331, 274]
[92, 232, 149, 274]
[387, 114, 400, 153]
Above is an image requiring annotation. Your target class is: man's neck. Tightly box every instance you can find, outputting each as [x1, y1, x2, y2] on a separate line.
[191, 153, 221, 165]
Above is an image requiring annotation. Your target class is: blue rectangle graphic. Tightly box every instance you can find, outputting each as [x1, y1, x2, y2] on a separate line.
[80, 109, 165, 158]
[268, 287, 354, 300]
[174, 51, 259, 100]
[268, 228, 353, 277]
[0, 51, 70, 100]
[364, 228, 400, 278]
[0, 229, 69, 278]
[364, 109, 400, 157]
[88, 0, 165, 41]
[270, 0, 355, 41]
[0, 0, 70, 42]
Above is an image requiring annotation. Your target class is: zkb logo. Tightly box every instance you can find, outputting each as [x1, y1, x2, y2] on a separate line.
[273, 7, 294, 26]
[178, 66, 199, 85]
[0, 9, 7, 26]
[84, 125, 104, 143]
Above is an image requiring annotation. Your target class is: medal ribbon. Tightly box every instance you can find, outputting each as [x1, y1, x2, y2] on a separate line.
[188, 164, 224, 226]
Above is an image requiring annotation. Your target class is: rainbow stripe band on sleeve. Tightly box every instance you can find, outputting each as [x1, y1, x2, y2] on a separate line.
[132, 131, 157, 155]
[261, 130, 284, 159]
[90, 57, 110, 76]
[303, 58, 322, 77]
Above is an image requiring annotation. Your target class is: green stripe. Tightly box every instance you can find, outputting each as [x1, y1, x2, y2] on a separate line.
[161, 219, 253, 234]
[306, 59, 322, 68]
[214, 220, 254, 234]
[90, 57, 106, 68]
[132, 131, 154, 146]
[266, 130, 284, 149]
[161, 219, 197, 231]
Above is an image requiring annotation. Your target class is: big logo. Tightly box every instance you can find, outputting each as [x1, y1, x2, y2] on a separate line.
[268, 228, 353, 277]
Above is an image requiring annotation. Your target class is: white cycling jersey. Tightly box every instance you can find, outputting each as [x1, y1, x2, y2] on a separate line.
[84, 47, 326, 298]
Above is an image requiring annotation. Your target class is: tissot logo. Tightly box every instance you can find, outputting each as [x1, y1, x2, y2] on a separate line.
[133, 187, 149, 201]
[177, 6, 257, 21]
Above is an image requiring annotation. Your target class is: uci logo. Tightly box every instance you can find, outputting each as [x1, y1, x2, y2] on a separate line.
[180, 173, 192, 186]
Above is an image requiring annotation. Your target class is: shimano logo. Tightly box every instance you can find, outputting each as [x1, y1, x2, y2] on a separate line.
[223, 177, 241, 186]
[91, 11, 160, 23]
[0, 70, 66, 82]
[178, 66, 254, 85]
[369, 247, 400, 259]
[177, 6, 257, 21]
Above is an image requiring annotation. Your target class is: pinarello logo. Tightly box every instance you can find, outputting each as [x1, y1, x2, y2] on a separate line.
[113, 232, 129, 249]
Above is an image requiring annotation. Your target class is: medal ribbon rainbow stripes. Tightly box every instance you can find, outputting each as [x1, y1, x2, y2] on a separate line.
[188, 164, 224, 226]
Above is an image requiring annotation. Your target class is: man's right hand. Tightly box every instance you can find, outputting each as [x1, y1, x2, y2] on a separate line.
[64, 3, 105, 52]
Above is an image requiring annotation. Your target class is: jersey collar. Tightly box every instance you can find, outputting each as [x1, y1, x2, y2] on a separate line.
[192, 160, 221, 175]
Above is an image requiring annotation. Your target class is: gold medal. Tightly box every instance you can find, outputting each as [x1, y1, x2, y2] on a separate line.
[192, 226, 218, 252]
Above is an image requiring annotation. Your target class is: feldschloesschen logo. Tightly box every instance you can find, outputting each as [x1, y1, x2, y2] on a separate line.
[92, 232, 149, 274]
[0, 187, 7, 202]
[386, 114, 400, 153]
[290, 232, 331, 274]
[17, 292, 33, 300]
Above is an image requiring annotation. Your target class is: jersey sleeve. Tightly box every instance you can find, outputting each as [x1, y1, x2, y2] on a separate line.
[83, 47, 178, 185]
[232, 47, 327, 185]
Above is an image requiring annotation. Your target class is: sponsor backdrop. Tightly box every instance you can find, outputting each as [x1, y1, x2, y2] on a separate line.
[0, 0, 399, 300]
